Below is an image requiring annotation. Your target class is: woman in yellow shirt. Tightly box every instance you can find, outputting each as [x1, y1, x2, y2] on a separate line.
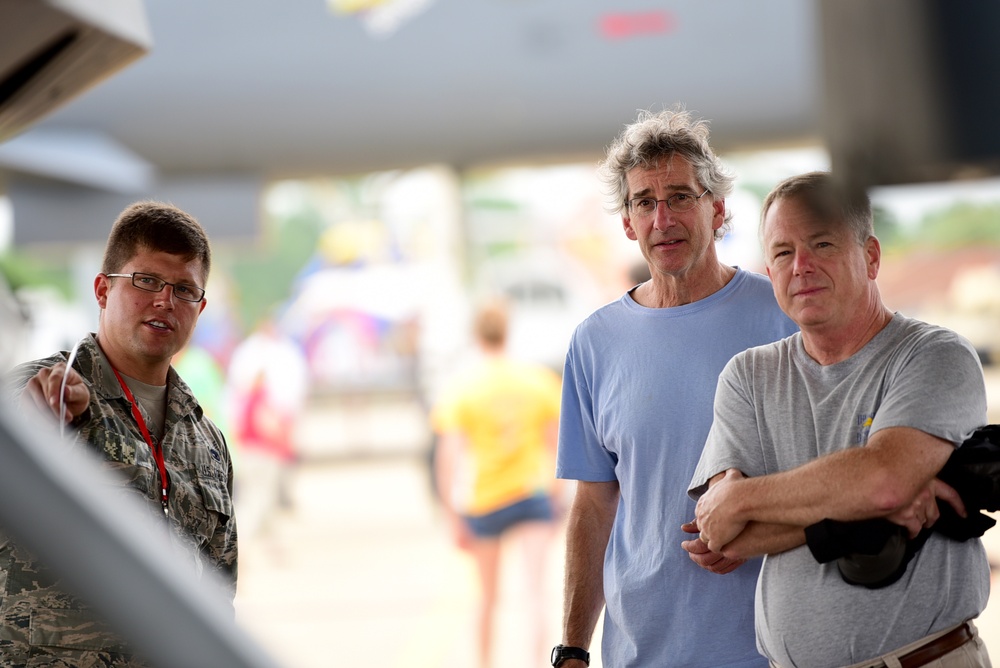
[432, 298, 563, 668]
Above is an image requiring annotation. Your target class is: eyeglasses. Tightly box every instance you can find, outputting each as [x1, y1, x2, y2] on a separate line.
[106, 272, 206, 303]
[627, 189, 710, 218]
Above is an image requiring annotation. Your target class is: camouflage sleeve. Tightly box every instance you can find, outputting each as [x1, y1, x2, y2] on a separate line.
[162, 378, 239, 606]
[4, 352, 95, 429]
[4, 357, 54, 401]
[204, 433, 239, 603]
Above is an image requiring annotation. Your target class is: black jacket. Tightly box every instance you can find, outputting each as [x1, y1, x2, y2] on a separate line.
[805, 424, 1000, 588]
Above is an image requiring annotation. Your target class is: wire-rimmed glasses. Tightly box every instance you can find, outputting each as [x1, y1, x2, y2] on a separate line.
[105, 272, 206, 303]
[627, 189, 710, 218]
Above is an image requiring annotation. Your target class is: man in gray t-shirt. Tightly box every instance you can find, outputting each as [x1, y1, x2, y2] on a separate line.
[686, 172, 991, 668]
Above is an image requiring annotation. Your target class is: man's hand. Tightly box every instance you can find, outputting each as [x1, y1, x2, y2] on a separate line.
[681, 520, 746, 574]
[20, 363, 89, 424]
[885, 478, 966, 539]
[694, 468, 748, 553]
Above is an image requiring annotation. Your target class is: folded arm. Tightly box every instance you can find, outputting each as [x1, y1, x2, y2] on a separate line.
[686, 469, 805, 562]
[695, 427, 957, 554]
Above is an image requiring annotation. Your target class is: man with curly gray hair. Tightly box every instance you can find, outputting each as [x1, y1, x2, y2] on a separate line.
[551, 108, 796, 668]
[600, 108, 737, 240]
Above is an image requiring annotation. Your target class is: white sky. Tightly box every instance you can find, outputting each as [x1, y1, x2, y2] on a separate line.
[870, 177, 1000, 229]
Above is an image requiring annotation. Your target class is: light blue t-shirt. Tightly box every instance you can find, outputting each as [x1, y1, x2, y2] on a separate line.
[557, 268, 797, 668]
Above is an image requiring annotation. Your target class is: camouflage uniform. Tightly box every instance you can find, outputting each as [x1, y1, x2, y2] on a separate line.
[1, 334, 237, 668]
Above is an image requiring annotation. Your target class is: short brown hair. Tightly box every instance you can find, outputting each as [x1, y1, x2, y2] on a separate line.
[473, 298, 508, 348]
[101, 201, 212, 281]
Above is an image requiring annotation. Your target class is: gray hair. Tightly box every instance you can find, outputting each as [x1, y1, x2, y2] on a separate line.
[759, 171, 874, 247]
[598, 107, 736, 240]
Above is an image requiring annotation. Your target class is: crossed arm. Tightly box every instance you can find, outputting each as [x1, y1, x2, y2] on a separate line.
[688, 426, 964, 561]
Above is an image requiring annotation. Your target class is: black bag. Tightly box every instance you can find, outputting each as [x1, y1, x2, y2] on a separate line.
[805, 424, 1000, 588]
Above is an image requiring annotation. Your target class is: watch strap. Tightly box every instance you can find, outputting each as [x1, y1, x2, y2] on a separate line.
[551, 644, 590, 666]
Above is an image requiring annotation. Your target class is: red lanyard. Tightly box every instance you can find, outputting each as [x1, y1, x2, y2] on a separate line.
[112, 367, 170, 516]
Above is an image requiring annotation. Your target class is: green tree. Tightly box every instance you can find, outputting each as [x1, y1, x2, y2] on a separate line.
[872, 204, 906, 249]
[0, 251, 73, 298]
[915, 202, 1000, 249]
[228, 207, 323, 331]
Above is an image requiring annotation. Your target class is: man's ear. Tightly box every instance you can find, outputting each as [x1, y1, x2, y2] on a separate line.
[711, 197, 726, 231]
[865, 235, 881, 280]
[622, 215, 638, 241]
[94, 274, 109, 309]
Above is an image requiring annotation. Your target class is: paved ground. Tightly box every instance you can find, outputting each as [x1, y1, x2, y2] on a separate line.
[234, 368, 1000, 667]
[235, 455, 569, 668]
[234, 454, 1000, 668]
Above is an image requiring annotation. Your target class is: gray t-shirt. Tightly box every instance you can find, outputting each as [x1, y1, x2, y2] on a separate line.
[689, 314, 989, 668]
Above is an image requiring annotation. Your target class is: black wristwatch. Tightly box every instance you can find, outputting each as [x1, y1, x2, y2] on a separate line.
[551, 644, 590, 666]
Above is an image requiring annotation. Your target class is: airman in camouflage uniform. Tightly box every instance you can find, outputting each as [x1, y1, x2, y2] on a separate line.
[2, 201, 238, 668]
[3, 335, 237, 667]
